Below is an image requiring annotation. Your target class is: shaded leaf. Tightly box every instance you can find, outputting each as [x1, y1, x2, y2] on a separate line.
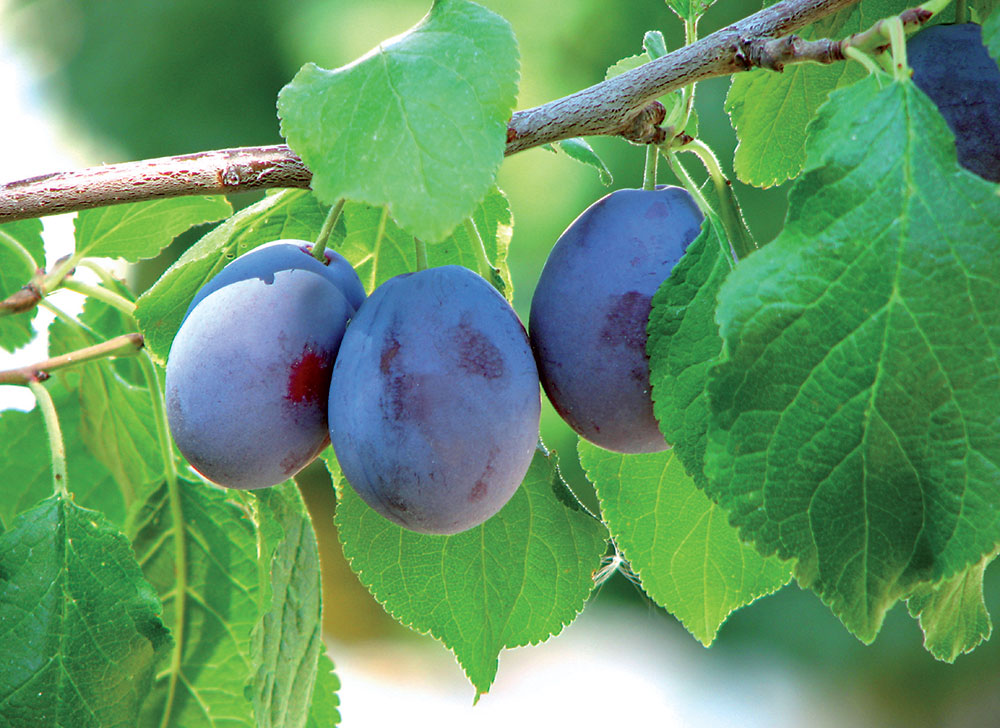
[706, 75, 1000, 641]
[647, 214, 733, 485]
[547, 139, 613, 186]
[251, 484, 324, 728]
[0, 495, 170, 727]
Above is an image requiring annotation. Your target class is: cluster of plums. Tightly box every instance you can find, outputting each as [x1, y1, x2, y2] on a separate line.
[165, 186, 704, 534]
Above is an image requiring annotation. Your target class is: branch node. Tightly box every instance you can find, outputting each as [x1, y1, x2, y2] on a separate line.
[621, 101, 668, 145]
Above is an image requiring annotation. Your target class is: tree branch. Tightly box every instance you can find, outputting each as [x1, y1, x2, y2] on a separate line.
[0, 0, 878, 224]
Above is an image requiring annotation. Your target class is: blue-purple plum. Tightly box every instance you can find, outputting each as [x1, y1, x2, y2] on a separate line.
[908, 23, 1000, 182]
[184, 239, 366, 316]
[529, 186, 703, 454]
[166, 248, 353, 489]
[328, 265, 540, 535]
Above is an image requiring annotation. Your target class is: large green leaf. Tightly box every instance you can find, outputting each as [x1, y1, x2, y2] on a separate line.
[647, 215, 733, 485]
[578, 440, 790, 645]
[706, 74, 1000, 643]
[250, 484, 324, 728]
[277, 0, 519, 242]
[0, 380, 125, 528]
[338, 186, 513, 295]
[985, 7, 1000, 63]
[725, 0, 910, 187]
[74, 196, 232, 262]
[135, 190, 327, 362]
[907, 548, 997, 662]
[330, 447, 608, 697]
[131, 480, 263, 727]
[0, 218, 45, 353]
[0, 494, 170, 727]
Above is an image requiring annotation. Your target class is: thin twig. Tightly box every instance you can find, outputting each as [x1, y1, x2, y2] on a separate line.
[0, 333, 144, 384]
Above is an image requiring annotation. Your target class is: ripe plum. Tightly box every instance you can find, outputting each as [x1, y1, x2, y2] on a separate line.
[167, 247, 353, 489]
[529, 186, 703, 453]
[328, 265, 540, 535]
[185, 239, 366, 316]
[908, 23, 1000, 182]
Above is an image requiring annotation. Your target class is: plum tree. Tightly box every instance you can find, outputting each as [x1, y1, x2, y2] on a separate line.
[184, 239, 367, 315]
[907, 22, 1000, 182]
[328, 265, 540, 535]
[529, 186, 704, 454]
[166, 244, 355, 489]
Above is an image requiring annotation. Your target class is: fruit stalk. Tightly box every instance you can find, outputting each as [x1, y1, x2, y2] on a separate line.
[27, 378, 68, 497]
[0, 333, 145, 385]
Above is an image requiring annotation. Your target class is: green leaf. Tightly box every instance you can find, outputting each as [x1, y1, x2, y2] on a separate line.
[908, 548, 997, 663]
[647, 215, 734, 485]
[74, 196, 232, 261]
[725, 0, 910, 187]
[667, 0, 719, 23]
[304, 654, 341, 728]
[338, 186, 513, 296]
[131, 480, 263, 727]
[578, 440, 790, 645]
[643, 30, 668, 60]
[277, 0, 519, 243]
[48, 300, 162, 503]
[0, 218, 44, 353]
[0, 380, 125, 528]
[985, 7, 1000, 63]
[706, 75, 1000, 642]
[0, 494, 171, 727]
[331, 447, 608, 697]
[250, 484, 324, 728]
[975, 0, 1000, 25]
[547, 138, 614, 186]
[135, 189, 327, 363]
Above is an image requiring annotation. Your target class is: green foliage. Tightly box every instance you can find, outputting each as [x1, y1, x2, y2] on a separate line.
[337, 186, 513, 295]
[74, 197, 232, 262]
[277, 0, 520, 242]
[0, 219, 45, 352]
[578, 440, 790, 645]
[726, 0, 910, 187]
[2, 0, 1000, 723]
[0, 494, 171, 727]
[647, 213, 733, 486]
[329, 447, 608, 696]
[705, 74, 1000, 641]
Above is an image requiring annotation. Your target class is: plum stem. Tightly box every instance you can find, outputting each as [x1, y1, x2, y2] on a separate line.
[642, 145, 659, 190]
[954, 0, 966, 23]
[27, 378, 68, 497]
[313, 198, 345, 262]
[464, 217, 506, 294]
[415, 238, 429, 271]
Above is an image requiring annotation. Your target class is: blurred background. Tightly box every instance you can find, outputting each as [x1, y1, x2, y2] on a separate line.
[1, 0, 998, 725]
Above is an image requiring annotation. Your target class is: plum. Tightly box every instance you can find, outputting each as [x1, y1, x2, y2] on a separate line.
[328, 265, 540, 535]
[166, 246, 353, 489]
[184, 239, 366, 316]
[529, 186, 703, 454]
[907, 23, 1000, 182]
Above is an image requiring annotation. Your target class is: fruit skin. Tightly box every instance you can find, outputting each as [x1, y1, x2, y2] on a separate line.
[907, 23, 1000, 183]
[167, 249, 353, 489]
[529, 186, 703, 454]
[184, 240, 367, 316]
[328, 265, 540, 535]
